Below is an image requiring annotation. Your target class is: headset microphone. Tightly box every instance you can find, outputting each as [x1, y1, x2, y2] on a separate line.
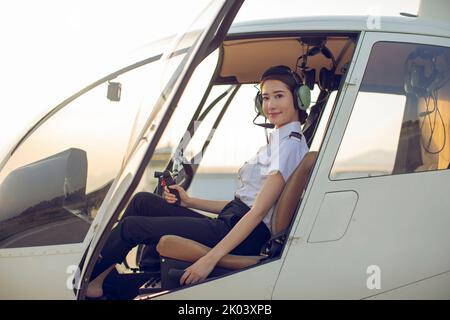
[252, 114, 275, 129]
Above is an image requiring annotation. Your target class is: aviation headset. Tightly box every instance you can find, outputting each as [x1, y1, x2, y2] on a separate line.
[319, 67, 342, 92]
[404, 49, 447, 98]
[316, 45, 341, 92]
[254, 65, 311, 122]
[296, 43, 342, 92]
[404, 48, 449, 154]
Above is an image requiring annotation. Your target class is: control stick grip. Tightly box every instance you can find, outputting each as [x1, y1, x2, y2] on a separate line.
[162, 171, 180, 206]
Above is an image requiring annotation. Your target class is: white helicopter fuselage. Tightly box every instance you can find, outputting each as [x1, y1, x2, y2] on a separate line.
[0, 0, 449, 300]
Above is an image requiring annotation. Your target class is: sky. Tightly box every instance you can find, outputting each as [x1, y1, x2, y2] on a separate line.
[0, 0, 420, 165]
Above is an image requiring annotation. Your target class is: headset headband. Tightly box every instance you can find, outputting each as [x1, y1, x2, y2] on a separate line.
[260, 65, 301, 85]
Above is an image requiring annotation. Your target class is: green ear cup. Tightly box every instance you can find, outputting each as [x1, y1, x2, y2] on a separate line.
[297, 85, 311, 110]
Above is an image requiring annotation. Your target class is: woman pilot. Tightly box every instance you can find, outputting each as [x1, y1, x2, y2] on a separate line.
[86, 65, 310, 298]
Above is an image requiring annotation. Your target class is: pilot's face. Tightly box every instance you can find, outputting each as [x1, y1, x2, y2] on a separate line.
[261, 79, 299, 129]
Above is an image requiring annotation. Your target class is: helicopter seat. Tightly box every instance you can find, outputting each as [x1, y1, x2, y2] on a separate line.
[156, 151, 318, 290]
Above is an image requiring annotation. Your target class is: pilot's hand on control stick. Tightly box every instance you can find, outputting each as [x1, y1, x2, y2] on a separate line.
[163, 185, 190, 207]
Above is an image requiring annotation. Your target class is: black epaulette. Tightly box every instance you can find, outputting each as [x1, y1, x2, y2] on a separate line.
[289, 132, 302, 141]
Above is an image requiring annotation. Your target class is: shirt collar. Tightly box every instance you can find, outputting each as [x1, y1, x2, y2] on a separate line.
[269, 121, 302, 144]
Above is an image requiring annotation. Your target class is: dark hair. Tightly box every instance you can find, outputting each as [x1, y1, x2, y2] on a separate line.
[259, 65, 308, 124]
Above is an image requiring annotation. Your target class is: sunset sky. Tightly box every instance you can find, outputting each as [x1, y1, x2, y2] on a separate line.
[0, 0, 420, 178]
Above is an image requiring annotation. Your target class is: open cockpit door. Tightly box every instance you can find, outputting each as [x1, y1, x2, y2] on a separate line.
[76, 0, 244, 300]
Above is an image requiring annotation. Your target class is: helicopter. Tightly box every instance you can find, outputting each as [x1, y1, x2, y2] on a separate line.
[0, 0, 449, 300]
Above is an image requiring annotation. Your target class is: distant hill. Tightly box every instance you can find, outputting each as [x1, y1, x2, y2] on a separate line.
[332, 149, 395, 178]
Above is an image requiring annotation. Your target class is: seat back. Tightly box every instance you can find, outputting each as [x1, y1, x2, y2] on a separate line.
[270, 151, 318, 235]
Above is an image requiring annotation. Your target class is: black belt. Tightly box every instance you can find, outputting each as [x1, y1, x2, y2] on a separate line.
[218, 197, 251, 227]
[233, 197, 251, 214]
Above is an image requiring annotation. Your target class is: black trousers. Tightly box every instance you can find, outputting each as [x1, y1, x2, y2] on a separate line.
[91, 192, 270, 280]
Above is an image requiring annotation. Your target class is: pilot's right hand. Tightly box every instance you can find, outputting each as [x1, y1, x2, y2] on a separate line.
[163, 185, 190, 207]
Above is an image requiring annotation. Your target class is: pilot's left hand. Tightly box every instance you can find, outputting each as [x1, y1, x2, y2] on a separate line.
[180, 254, 217, 285]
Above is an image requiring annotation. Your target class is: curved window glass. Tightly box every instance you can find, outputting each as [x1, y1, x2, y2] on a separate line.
[0, 0, 225, 248]
[123, 0, 225, 162]
[0, 60, 162, 248]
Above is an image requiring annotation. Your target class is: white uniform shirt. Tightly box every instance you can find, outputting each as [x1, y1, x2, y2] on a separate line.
[234, 121, 309, 233]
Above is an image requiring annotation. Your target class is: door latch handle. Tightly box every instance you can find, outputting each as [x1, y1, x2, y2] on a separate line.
[345, 76, 360, 86]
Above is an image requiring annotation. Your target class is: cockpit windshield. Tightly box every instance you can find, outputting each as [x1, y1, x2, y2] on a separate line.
[0, 0, 225, 249]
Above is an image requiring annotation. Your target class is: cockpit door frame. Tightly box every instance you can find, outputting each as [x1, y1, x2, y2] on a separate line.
[76, 0, 245, 300]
